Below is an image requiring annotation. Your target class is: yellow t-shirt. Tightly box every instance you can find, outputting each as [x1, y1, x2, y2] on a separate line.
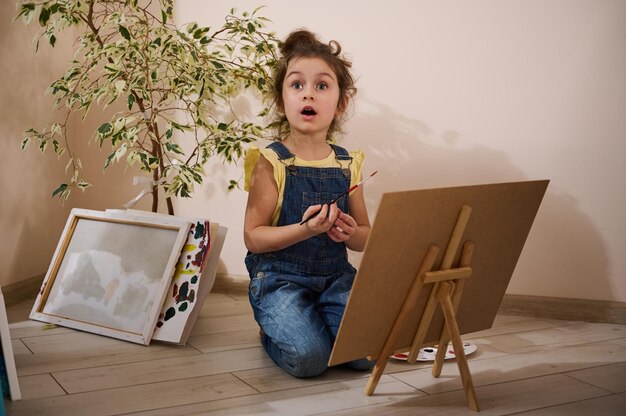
[244, 144, 365, 226]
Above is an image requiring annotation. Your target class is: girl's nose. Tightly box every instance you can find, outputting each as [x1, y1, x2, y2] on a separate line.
[303, 86, 315, 100]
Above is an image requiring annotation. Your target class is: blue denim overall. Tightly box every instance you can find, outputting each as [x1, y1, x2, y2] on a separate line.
[245, 142, 373, 377]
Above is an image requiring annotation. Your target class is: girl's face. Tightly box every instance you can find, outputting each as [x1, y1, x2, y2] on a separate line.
[281, 57, 343, 138]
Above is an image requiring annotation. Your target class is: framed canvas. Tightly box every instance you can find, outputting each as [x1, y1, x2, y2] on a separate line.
[107, 209, 228, 345]
[30, 209, 191, 345]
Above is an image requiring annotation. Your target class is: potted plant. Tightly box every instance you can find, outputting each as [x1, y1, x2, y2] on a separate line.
[17, 0, 279, 213]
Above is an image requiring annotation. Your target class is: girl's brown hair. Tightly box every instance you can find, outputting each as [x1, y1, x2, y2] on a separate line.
[271, 29, 356, 140]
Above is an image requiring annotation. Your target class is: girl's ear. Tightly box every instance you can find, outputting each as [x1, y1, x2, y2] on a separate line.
[276, 99, 285, 114]
[335, 96, 349, 116]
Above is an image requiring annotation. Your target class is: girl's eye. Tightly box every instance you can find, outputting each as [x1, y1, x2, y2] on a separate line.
[291, 81, 303, 90]
[317, 82, 328, 90]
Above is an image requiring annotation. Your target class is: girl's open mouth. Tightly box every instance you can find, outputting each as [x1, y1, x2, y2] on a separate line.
[301, 106, 317, 116]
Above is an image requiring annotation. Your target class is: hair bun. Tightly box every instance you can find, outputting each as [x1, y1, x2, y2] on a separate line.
[281, 29, 319, 55]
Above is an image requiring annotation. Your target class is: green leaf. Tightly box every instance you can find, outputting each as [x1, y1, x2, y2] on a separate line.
[186, 22, 198, 34]
[16, 3, 36, 24]
[148, 157, 160, 169]
[165, 142, 184, 155]
[104, 64, 122, 73]
[77, 181, 92, 190]
[98, 123, 113, 136]
[119, 25, 131, 41]
[127, 93, 135, 110]
[104, 151, 115, 169]
[52, 183, 68, 198]
[38, 7, 50, 27]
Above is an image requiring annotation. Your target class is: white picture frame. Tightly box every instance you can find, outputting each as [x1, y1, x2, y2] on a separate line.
[30, 209, 190, 345]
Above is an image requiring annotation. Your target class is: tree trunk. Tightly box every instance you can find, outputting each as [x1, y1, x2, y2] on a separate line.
[151, 184, 159, 213]
[150, 185, 175, 215]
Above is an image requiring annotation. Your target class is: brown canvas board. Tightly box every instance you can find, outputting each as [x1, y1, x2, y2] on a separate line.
[329, 180, 549, 366]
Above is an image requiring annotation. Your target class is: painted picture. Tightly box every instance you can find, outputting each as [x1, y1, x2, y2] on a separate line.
[152, 219, 212, 343]
[30, 209, 191, 345]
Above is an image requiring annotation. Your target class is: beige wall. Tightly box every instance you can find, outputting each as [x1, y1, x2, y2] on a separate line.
[3, 1, 624, 304]
[1, 2, 72, 288]
[174, 0, 626, 302]
[0, 2, 151, 288]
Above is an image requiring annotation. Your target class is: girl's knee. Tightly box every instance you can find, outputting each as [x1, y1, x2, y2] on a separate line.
[284, 339, 331, 378]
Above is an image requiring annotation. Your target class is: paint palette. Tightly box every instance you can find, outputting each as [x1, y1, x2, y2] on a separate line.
[391, 341, 477, 362]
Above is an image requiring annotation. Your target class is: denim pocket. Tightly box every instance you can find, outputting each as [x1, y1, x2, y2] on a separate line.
[249, 272, 265, 302]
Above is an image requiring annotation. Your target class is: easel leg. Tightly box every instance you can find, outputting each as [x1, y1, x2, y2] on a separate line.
[433, 241, 474, 377]
[407, 282, 441, 363]
[437, 282, 480, 412]
[432, 322, 450, 377]
[364, 246, 439, 396]
[364, 357, 389, 396]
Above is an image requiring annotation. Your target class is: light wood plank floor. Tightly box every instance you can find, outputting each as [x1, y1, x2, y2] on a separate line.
[4, 289, 626, 415]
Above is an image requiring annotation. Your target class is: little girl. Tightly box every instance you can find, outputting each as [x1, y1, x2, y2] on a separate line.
[243, 29, 373, 377]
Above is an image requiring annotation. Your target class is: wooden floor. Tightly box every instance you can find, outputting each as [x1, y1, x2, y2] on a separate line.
[4, 288, 626, 415]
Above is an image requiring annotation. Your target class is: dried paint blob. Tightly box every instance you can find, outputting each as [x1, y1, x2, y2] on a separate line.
[194, 222, 205, 239]
[164, 307, 176, 321]
[177, 282, 189, 301]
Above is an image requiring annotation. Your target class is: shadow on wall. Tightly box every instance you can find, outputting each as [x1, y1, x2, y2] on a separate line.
[343, 100, 611, 300]
[0, 3, 74, 286]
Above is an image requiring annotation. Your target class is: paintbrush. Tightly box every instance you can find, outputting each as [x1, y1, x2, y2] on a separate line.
[299, 170, 378, 225]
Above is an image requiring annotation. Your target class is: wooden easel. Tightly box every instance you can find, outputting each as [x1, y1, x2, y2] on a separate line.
[364, 205, 480, 411]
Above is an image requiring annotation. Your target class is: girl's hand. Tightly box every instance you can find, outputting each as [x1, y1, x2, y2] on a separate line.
[327, 210, 357, 243]
[302, 203, 339, 234]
